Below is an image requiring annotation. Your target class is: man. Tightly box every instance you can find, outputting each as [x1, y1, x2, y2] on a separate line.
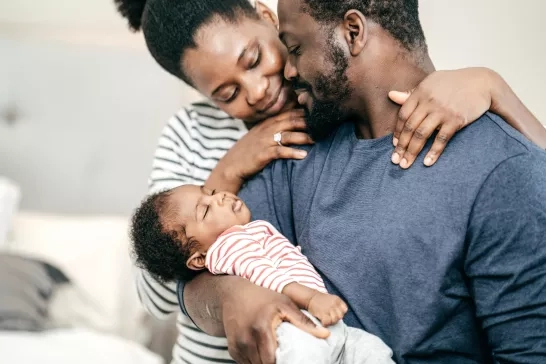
[181, 0, 546, 363]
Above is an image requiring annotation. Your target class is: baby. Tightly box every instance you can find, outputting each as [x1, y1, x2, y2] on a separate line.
[131, 185, 394, 364]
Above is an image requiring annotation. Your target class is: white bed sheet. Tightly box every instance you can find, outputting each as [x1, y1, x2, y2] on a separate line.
[0, 328, 163, 364]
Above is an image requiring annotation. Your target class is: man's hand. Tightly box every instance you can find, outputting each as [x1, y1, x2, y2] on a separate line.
[223, 281, 330, 364]
[307, 292, 348, 327]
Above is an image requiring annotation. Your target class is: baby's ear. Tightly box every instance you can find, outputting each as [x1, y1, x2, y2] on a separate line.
[186, 251, 206, 271]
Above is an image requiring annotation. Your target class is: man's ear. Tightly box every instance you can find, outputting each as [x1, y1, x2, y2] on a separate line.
[342, 10, 368, 57]
[186, 251, 206, 271]
[255, 1, 279, 29]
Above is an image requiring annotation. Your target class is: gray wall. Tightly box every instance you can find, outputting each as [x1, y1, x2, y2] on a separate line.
[0, 38, 202, 215]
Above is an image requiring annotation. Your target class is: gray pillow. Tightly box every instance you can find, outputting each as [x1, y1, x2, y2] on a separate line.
[0, 254, 69, 331]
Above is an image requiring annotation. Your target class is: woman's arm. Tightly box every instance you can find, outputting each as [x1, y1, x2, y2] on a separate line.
[136, 108, 205, 319]
[389, 67, 545, 169]
[488, 69, 546, 149]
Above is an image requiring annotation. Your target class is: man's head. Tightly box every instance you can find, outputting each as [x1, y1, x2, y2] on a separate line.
[131, 185, 251, 282]
[278, 0, 428, 140]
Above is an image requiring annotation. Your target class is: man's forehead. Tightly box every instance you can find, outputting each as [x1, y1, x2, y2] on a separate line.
[278, 0, 317, 40]
[278, 0, 304, 29]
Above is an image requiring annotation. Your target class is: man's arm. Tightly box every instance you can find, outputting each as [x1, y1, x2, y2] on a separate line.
[183, 159, 328, 363]
[488, 69, 546, 149]
[466, 152, 546, 362]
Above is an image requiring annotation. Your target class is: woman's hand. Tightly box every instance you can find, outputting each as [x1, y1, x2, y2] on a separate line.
[207, 109, 312, 193]
[389, 68, 494, 169]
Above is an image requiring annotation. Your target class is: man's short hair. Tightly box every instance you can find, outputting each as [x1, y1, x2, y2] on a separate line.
[302, 0, 427, 51]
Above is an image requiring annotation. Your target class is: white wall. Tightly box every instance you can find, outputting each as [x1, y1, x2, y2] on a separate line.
[0, 38, 202, 215]
[0, 1, 544, 215]
[420, 0, 546, 125]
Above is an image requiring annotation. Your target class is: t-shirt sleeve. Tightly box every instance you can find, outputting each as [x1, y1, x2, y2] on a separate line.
[465, 152, 546, 363]
[238, 159, 297, 243]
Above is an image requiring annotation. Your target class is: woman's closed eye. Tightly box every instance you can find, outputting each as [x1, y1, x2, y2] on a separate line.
[222, 47, 261, 104]
[219, 87, 239, 104]
[250, 44, 262, 69]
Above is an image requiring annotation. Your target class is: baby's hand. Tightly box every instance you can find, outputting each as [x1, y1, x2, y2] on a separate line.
[308, 293, 348, 327]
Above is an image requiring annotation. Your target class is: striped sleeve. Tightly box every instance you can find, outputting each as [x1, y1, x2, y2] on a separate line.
[136, 107, 204, 319]
[207, 231, 296, 293]
[136, 103, 242, 320]
[136, 101, 245, 363]
[148, 108, 206, 194]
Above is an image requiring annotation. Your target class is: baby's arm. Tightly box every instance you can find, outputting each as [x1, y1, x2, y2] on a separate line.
[209, 232, 296, 293]
[282, 282, 348, 327]
[211, 225, 348, 326]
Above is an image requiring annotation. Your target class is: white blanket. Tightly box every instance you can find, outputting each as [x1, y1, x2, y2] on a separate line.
[0, 328, 162, 364]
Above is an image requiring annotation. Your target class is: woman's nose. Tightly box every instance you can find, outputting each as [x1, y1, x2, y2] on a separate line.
[245, 75, 268, 106]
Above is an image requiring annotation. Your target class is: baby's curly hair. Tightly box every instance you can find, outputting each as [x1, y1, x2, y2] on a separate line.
[130, 190, 200, 283]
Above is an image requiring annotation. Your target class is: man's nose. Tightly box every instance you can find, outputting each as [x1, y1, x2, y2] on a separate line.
[284, 57, 298, 81]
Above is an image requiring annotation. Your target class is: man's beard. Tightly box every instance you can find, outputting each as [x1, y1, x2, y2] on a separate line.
[295, 42, 352, 141]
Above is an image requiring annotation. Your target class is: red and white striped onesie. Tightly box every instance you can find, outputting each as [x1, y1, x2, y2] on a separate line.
[205, 220, 327, 294]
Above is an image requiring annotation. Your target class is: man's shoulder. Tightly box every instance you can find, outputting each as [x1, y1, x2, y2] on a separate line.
[441, 112, 545, 172]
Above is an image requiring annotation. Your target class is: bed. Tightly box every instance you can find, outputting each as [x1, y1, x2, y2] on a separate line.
[0, 178, 165, 363]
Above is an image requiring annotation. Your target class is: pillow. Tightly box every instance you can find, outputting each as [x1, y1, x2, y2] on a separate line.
[7, 212, 150, 342]
[0, 177, 21, 249]
[0, 253, 68, 331]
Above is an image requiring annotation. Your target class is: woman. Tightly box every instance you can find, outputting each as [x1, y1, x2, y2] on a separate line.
[114, 0, 546, 363]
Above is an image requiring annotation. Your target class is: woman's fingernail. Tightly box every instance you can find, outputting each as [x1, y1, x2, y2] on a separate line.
[424, 156, 434, 166]
[393, 137, 398, 147]
[400, 158, 409, 169]
[391, 153, 400, 164]
[297, 150, 308, 158]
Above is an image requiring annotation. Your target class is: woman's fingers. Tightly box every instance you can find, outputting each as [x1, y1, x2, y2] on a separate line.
[392, 105, 429, 165]
[278, 131, 314, 146]
[422, 123, 459, 167]
[398, 112, 443, 169]
[261, 109, 307, 131]
[390, 90, 417, 146]
[261, 146, 307, 163]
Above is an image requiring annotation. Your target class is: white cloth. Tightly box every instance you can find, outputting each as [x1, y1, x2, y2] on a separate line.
[0, 177, 20, 249]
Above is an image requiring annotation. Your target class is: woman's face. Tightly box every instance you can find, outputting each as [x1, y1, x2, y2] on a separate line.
[183, 14, 297, 124]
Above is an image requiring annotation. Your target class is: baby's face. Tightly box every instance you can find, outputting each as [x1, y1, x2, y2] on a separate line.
[169, 185, 251, 249]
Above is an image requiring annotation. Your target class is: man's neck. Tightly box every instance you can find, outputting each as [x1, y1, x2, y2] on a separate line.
[352, 53, 435, 139]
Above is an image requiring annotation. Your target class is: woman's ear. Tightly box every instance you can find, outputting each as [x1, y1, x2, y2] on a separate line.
[255, 1, 279, 29]
[186, 251, 207, 271]
[342, 10, 368, 57]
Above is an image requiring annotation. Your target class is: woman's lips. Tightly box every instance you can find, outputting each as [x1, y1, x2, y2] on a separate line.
[263, 85, 289, 116]
[297, 91, 312, 110]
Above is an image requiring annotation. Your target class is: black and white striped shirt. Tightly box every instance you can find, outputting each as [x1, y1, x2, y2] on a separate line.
[137, 100, 246, 364]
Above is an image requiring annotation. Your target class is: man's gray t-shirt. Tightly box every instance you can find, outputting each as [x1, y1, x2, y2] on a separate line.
[239, 113, 546, 363]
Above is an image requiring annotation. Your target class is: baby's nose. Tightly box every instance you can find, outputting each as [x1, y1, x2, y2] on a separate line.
[216, 193, 228, 205]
